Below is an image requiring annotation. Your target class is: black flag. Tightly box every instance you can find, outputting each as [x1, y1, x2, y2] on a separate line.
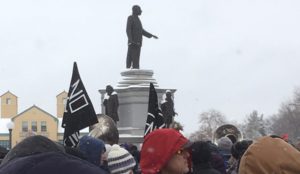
[144, 83, 166, 136]
[62, 62, 98, 147]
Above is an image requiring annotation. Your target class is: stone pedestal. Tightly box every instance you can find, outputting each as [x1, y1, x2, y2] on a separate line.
[99, 69, 176, 144]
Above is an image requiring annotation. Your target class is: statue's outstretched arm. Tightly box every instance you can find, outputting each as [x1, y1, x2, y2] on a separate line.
[142, 29, 153, 38]
[143, 29, 158, 39]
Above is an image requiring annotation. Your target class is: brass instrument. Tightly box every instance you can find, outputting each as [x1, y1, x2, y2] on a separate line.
[89, 114, 119, 145]
[213, 124, 242, 144]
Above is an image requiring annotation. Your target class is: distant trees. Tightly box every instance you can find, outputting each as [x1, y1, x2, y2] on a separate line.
[268, 89, 300, 142]
[189, 88, 300, 143]
[189, 130, 210, 142]
[243, 110, 266, 139]
[190, 109, 227, 140]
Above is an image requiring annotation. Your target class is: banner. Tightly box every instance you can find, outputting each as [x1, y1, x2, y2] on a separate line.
[144, 83, 165, 136]
[62, 62, 98, 147]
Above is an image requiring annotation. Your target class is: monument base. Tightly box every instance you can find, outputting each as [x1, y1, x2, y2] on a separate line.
[99, 69, 176, 144]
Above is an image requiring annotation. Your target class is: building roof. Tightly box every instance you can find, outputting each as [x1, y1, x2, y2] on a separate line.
[0, 91, 17, 98]
[56, 90, 68, 97]
[0, 104, 90, 135]
[11, 105, 58, 122]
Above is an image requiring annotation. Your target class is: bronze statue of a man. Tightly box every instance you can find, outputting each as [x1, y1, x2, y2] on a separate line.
[126, 5, 158, 69]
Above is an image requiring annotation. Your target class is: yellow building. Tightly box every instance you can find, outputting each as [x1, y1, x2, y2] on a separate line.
[10, 105, 58, 147]
[1, 91, 18, 118]
[0, 91, 87, 149]
[56, 91, 68, 118]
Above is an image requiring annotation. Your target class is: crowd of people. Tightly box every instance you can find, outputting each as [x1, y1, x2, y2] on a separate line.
[0, 128, 300, 174]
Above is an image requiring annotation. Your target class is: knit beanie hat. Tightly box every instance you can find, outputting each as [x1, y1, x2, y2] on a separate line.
[217, 137, 233, 151]
[191, 141, 212, 164]
[140, 128, 190, 174]
[107, 144, 136, 174]
[103, 144, 112, 160]
[78, 135, 105, 166]
[231, 140, 253, 160]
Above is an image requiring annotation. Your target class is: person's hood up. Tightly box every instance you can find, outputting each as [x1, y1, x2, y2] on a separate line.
[1, 135, 64, 166]
[140, 128, 190, 174]
[78, 135, 105, 166]
[0, 151, 109, 174]
[239, 136, 300, 174]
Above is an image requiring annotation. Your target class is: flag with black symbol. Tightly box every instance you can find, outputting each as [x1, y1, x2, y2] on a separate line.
[62, 62, 98, 147]
[144, 83, 166, 137]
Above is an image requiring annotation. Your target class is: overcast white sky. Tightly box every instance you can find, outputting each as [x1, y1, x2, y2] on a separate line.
[1, 0, 300, 134]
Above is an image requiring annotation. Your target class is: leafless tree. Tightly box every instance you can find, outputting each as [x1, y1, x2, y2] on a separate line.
[196, 109, 227, 139]
[269, 88, 300, 142]
[270, 103, 300, 142]
[189, 130, 211, 142]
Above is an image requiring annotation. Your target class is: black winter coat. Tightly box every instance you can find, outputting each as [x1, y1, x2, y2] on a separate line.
[0, 152, 108, 174]
[193, 163, 221, 174]
[0, 135, 108, 174]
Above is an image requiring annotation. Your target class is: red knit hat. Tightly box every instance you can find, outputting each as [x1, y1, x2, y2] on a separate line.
[140, 129, 190, 174]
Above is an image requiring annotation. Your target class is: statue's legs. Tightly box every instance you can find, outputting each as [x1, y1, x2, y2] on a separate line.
[132, 46, 141, 69]
[126, 46, 133, 68]
[164, 115, 172, 128]
[126, 45, 141, 69]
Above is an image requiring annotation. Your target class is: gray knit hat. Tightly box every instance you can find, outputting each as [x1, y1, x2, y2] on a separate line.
[217, 137, 233, 150]
[107, 144, 136, 174]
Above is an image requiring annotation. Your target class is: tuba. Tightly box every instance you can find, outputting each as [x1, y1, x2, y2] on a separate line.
[213, 124, 242, 144]
[89, 114, 119, 145]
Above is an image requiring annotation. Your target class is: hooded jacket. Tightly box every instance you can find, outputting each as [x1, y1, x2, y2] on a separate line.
[1, 135, 64, 165]
[239, 136, 300, 174]
[78, 135, 106, 166]
[0, 135, 108, 174]
[140, 129, 190, 174]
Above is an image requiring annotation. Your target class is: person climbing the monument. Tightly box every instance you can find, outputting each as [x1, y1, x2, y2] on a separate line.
[161, 90, 177, 128]
[103, 85, 119, 123]
[126, 5, 158, 69]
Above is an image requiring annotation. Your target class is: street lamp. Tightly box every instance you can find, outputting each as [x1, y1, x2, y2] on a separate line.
[6, 121, 15, 150]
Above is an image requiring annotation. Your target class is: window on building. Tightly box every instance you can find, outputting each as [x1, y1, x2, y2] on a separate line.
[31, 121, 37, 132]
[41, 121, 47, 132]
[0, 140, 9, 149]
[6, 98, 11, 105]
[22, 121, 28, 132]
[58, 140, 64, 145]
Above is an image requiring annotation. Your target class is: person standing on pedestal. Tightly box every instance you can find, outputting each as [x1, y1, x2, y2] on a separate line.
[126, 5, 158, 69]
[161, 90, 177, 128]
[103, 85, 119, 123]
